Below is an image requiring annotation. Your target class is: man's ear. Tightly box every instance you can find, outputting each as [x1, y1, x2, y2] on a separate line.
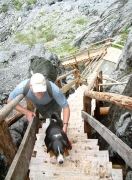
[30, 84, 32, 89]
[47, 143, 52, 153]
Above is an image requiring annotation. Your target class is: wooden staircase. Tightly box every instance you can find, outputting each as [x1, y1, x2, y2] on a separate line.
[29, 85, 123, 180]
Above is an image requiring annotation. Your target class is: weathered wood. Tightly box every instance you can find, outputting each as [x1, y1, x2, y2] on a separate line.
[84, 91, 132, 111]
[5, 112, 24, 127]
[83, 95, 92, 138]
[95, 77, 100, 120]
[98, 82, 127, 86]
[94, 59, 104, 72]
[0, 94, 24, 124]
[103, 75, 119, 83]
[74, 69, 79, 89]
[0, 121, 17, 165]
[100, 107, 110, 115]
[87, 71, 98, 90]
[56, 69, 76, 81]
[99, 71, 103, 92]
[81, 111, 132, 168]
[5, 110, 39, 180]
[90, 38, 112, 47]
[61, 78, 79, 93]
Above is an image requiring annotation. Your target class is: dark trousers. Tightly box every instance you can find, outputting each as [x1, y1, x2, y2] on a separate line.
[34, 99, 62, 120]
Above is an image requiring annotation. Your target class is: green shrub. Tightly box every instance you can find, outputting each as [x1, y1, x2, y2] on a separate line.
[119, 28, 130, 42]
[12, 0, 23, 10]
[74, 19, 87, 25]
[26, 0, 37, 6]
[61, 42, 78, 55]
[14, 32, 37, 45]
[1, 4, 8, 12]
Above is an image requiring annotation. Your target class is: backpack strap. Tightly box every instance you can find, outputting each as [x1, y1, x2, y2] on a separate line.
[23, 80, 30, 96]
[46, 80, 53, 98]
[23, 79, 53, 98]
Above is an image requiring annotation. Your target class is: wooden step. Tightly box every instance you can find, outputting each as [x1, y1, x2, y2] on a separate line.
[35, 134, 98, 145]
[34, 142, 99, 154]
[34, 149, 110, 166]
[112, 169, 123, 180]
[36, 133, 88, 141]
[29, 157, 112, 178]
[29, 171, 100, 180]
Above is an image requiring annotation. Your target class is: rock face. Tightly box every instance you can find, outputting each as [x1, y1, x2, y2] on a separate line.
[72, 0, 132, 48]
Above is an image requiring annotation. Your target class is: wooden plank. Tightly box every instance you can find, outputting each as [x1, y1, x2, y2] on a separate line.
[5, 110, 39, 180]
[29, 157, 111, 177]
[82, 111, 132, 168]
[56, 69, 76, 81]
[29, 171, 100, 180]
[0, 121, 17, 165]
[100, 107, 110, 115]
[84, 91, 132, 111]
[61, 78, 79, 93]
[0, 94, 24, 124]
[98, 82, 127, 86]
[5, 106, 27, 126]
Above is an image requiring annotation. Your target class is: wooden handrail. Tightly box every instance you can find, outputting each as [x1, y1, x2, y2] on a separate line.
[0, 94, 24, 124]
[84, 90, 132, 111]
[98, 82, 127, 86]
[61, 78, 79, 93]
[82, 111, 132, 168]
[56, 69, 76, 81]
[5, 110, 39, 180]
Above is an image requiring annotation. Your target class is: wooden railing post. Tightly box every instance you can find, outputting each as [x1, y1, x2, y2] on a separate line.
[0, 121, 17, 165]
[74, 69, 79, 89]
[83, 95, 92, 138]
[94, 77, 100, 120]
[98, 71, 103, 92]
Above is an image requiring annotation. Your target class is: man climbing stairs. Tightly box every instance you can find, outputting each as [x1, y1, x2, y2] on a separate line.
[29, 85, 123, 180]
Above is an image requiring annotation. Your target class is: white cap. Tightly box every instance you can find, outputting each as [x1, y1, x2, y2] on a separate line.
[30, 73, 47, 93]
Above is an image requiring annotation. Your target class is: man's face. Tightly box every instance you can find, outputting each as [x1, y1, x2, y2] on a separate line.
[33, 92, 45, 99]
[30, 85, 45, 99]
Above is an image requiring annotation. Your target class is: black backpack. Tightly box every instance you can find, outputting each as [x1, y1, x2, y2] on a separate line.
[23, 56, 58, 98]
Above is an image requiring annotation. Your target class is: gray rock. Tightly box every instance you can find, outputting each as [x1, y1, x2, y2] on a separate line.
[126, 171, 132, 180]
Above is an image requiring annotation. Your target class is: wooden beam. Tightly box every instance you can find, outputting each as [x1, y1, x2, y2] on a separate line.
[5, 112, 24, 127]
[84, 91, 132, 111]
[56, 69, 76, 81]
[87, 71, 98, 90]
[81, 111, 132, 168]
[5, 105, 27, 126]
[0, 94, 24, 124]
[103, 76, 119, 83]
[74, 69, 79, 89]
[100, 107, 110, 115]
[0, 121, 17, 165]
[83, 95, 92, 138]
[61, 78, 79, 93]
[5, 110, 39, 180]
[98, 82, 127, 86]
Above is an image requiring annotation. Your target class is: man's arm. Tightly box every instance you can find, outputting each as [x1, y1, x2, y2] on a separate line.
[7, 98, 36, 122]
[62, 105, 70, 133]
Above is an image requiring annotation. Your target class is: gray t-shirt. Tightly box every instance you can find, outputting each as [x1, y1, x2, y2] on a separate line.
[9, 79, 68, 109]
